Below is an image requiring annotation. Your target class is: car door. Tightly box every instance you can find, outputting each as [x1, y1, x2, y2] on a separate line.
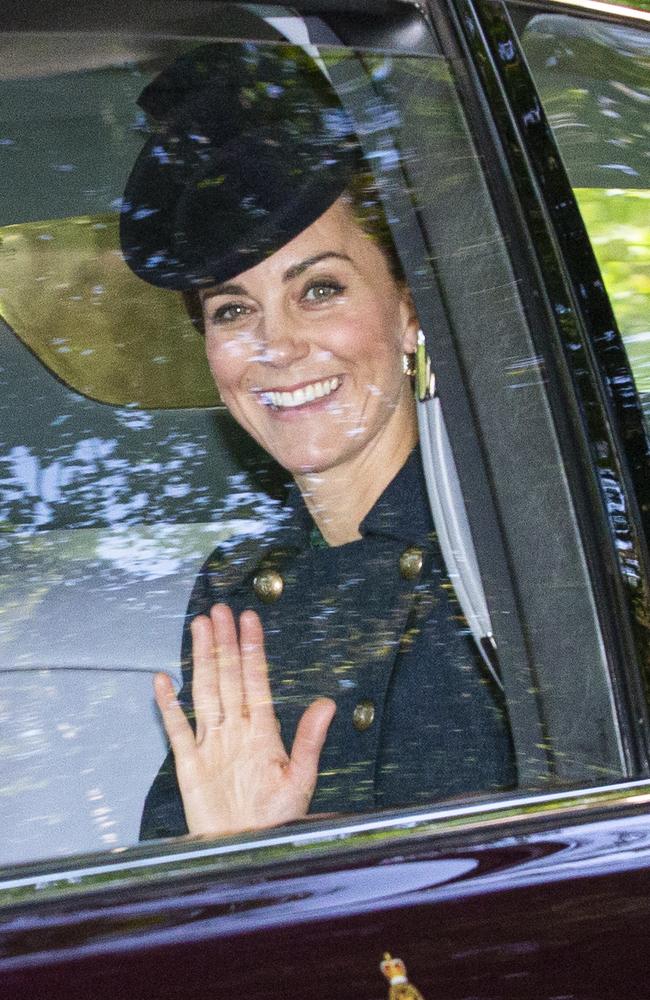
[1, 0, 650, 997]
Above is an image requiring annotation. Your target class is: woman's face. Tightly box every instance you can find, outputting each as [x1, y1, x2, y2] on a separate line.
[201, 196, 418, 478]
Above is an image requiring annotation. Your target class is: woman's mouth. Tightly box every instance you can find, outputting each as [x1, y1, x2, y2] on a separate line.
[260, 376, 342, 410]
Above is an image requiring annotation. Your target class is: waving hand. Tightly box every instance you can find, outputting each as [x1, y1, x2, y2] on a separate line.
[154, 604, 336, 837]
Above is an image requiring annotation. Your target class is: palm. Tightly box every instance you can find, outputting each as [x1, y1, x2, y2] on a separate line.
[154, 604, 336, 836]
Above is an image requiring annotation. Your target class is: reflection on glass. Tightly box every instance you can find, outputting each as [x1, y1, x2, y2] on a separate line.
[521, 15, 650, 425]
[574, 189, 650, 394]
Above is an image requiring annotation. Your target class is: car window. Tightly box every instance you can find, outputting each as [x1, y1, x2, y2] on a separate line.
[0, 2, 633, 866]
[514, 10, 650, 430]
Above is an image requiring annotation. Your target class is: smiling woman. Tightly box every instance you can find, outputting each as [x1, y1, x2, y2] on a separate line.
[118, 40, 516, 840]
[200, 196, 418, 543]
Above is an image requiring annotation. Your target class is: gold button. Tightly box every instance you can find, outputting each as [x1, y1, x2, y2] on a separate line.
[253, 569, 284, 603]
[352, 699, 375, 732]
[399, 546, 423, 580]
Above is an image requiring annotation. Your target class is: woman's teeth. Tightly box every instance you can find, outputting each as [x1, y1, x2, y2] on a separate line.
[263, 376, 341, 409]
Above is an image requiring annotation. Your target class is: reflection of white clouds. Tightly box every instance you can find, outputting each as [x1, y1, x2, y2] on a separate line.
[7, 446, 39, 496]
[600, 161, 639, 176]
[41, 461, 63, 503]
[73, 437, 117, 463]
[1, 440, 289, 563]
[236, 859, 478, 922]
[3, 448, 75, 526]
[113, 409, 154, 431]
[95, 526, 195, 579]
[163, 483, 191, 498]
[93, 520, 269, 579]
[33, 501, 52, 527]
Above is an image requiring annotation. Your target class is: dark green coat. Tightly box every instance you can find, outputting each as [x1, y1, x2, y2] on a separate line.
[140, 449, 515, 839]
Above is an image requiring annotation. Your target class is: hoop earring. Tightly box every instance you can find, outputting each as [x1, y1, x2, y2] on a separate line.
[415, 329, 437, 401]
[402, 352, 416, 378]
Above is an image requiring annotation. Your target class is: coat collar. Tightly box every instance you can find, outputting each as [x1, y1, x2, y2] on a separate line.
[282, 446, 434, 549]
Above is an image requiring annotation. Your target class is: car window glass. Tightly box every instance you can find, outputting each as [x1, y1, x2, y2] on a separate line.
[517, 14, 650, 430]
[0, 6, 628, 867]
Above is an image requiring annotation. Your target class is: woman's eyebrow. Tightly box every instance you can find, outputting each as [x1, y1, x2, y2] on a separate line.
[283, 252, 352, 282]
[201, 282, 248, 302]
[201, 252, 352, 301]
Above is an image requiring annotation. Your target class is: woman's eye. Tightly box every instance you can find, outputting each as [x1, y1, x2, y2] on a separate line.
[302, 281, 345, 304]
[210, 302, 250, 324]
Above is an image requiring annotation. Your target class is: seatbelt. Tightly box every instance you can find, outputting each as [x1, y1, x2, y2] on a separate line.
[418, 394, 501, 689]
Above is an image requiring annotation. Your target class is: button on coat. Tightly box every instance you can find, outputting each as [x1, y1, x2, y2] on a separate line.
[352, 700, 376, 732]
[399, 546, 424, 580]
[253, 569, 284, 602]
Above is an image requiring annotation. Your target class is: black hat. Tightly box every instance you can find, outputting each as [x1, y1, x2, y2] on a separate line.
[119, 44, 359, 291]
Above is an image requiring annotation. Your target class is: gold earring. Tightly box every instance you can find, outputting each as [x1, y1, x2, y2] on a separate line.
[402, 352, 416, 377]
[415, 329, 437, 401]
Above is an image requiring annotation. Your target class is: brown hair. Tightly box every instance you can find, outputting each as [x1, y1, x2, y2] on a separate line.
[342, 169, 405, 286]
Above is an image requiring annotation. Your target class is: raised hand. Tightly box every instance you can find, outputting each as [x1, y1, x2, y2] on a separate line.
[153, 603, 336, 837]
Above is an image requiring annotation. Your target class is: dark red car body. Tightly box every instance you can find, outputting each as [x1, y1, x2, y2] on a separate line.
[4, 788, 650, 997]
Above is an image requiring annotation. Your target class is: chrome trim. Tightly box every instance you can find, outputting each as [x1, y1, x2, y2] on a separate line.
[2, 779, 650, 904]
[509, 0, 650, 24]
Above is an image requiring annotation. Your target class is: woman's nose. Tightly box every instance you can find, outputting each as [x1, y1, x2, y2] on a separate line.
[258, 313, 310, 367]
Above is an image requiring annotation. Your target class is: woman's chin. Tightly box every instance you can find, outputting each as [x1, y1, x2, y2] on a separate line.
[281, 455, 334, 477]
[271, 443, 348, 478]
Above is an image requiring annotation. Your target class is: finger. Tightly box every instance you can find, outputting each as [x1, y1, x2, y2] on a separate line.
[209, 603, 245, 716]
[289, 697, 336, 793]
[239, 610, 277, 732]
[190, 613, 224, 737]
[154, 672, 196, 757]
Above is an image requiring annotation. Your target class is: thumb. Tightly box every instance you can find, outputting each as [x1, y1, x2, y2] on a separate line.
[289, 697, 336, 793]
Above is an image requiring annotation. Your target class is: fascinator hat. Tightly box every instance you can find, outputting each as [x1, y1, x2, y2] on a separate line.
[120, 43, 359, 291]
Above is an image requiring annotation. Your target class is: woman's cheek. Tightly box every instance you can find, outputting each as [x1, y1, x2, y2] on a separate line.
[340, 299, 400, 350]
[205, 332, 253, 384]
[322, 314, 375, 362]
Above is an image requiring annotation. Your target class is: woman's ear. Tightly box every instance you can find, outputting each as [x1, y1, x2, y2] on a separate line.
[399, 290, 419, 354]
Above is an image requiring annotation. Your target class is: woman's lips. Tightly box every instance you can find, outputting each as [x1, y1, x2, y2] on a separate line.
[259, 376, 342, 411]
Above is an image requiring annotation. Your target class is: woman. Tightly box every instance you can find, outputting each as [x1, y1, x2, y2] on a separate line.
[120, 42, 515, 840]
